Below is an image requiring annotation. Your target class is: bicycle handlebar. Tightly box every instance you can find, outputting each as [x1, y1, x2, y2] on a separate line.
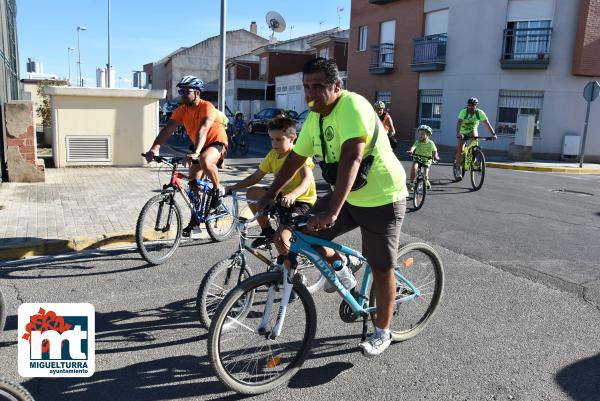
[461, 136, 495, 141]
[141, 153, 184, 165]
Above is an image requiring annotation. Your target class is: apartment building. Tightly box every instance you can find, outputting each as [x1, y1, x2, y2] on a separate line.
[0, 0, 19, 181]
[350, 0, 600, 160]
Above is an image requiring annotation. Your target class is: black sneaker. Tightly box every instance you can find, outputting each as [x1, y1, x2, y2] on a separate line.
[182, 216, 200, 238]
[251, 227, 275, 248]
[209, 187, 224, 209]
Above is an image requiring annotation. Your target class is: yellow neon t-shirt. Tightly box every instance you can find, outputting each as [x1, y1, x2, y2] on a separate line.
[259, 149, 317, 205]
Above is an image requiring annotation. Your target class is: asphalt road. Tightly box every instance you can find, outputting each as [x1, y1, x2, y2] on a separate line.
[0, 133, 599, 400]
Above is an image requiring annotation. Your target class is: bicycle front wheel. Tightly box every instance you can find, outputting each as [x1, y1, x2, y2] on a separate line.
[412, 177, 426, 210]
[196, 256, 254, 329]
[369, 242, 444, 342]
[206, 195, 235, 242]
[208, 271, 317, 395]
[136, 194, 182, 265]
[0, 377, 35, 401]
[470, 148, 486, 191]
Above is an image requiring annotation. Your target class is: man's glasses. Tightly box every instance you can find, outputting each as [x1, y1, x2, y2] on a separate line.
[178, 88, 194, 95]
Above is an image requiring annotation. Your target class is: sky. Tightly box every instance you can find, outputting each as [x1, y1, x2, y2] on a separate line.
[17, 0, 352, 88]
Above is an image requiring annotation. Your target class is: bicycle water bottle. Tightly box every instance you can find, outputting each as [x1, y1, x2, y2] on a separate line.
[325, 259, 356, 292]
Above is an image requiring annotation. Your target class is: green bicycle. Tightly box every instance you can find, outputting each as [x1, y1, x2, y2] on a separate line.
[453, 135, 493, 191]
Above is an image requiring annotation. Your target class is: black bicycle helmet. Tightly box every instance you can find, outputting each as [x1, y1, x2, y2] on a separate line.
[467, 97, 479, 105]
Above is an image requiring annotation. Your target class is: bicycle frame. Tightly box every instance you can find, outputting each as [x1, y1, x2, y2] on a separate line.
[163, 160, 228, 223]
[289, 232, 420, 315]
[462, 138, 479, 170]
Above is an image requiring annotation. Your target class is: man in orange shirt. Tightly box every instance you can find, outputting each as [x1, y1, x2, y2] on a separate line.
[145, 76, 228, 235]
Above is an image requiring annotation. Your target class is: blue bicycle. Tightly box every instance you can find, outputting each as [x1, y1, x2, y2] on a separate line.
[136, 154, 235, 265]
[207, 206, 444, 394]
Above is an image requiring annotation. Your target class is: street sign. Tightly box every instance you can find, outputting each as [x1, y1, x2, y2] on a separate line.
[583, 80, 600, 102]
[579, 81, 599, 167]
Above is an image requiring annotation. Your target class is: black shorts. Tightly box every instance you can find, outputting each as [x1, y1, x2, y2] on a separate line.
[309, 193, 406, 270]
[189, 142, 226, 165]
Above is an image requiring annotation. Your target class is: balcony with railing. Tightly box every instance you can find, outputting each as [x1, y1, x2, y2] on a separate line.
[410, 33, 447, 72]
[500, 27, 553, 69]
[369, 43, 395, 75]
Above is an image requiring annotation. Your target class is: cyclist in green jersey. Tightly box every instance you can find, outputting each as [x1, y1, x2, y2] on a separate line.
[455, 97, 496, 176]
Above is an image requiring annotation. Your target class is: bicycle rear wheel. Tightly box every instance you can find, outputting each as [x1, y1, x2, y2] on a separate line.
[208, 271, 317, 395]
[470, 148, 486, 191]
[136, 194, 182, 265]
[0, 377, 35, 401]
[412, 177, 426, 210]
[196, 256, 254, 329]
[369, 242, 444, 342]
[206, 195, 235, 241]
[240, 142, 249, 156]
[0, 289, 6, 332]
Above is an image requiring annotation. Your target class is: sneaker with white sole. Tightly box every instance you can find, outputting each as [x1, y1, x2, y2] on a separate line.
[359, 329, 392, 358]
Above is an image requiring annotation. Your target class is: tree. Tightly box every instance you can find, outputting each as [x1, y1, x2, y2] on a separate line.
[36, 79, 69, 127]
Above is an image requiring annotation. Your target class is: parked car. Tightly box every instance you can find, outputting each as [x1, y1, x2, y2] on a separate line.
[248, 108, 300, 134]
[295, 109, 309, 133]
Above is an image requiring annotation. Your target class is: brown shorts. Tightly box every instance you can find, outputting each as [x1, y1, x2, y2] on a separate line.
[309, 193, 406, 270]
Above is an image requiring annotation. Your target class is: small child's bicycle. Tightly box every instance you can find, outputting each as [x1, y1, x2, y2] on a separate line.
[408, 154, 437, 211]
[207, 205, 444, 395]
[196, 191, 324, 329]
[136, 154, 235, 265]
[453, 136, 492, 191]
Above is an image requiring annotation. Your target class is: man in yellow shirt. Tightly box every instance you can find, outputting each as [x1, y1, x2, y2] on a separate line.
[258, 58, 408, 357]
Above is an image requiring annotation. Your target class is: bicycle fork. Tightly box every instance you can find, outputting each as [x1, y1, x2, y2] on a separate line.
[258, 264, 296, 340]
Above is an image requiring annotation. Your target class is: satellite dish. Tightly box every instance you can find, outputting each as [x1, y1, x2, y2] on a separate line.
[266, 11, 286, 41]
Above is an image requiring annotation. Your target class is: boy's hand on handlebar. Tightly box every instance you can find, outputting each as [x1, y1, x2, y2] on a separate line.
[280, 194, 297, 208]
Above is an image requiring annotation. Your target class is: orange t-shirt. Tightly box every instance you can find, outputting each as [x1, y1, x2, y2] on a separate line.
[171, 100, 228, 148]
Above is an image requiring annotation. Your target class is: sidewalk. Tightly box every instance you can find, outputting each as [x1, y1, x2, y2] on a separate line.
[0, 160, 261, 261]
[1, 154, 599, 261]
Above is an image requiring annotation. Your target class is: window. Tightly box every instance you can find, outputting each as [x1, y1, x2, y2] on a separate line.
[358, 26, 368, 51]
[319, 47, 329, 59]
[260, 57, 267, 75]
[418, 90, 443, 130]
[504, 20, 551, 60]
[496, 90, 544, 136]
[375, 91, 392, 110]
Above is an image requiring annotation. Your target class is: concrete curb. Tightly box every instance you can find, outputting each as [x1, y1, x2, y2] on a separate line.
[486, 162, 600, 174]
[0, 232, 139, 261]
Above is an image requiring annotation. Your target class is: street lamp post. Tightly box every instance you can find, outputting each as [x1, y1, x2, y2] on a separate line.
[218, 0, 226, 111]
[67, 47, 75, 84]
[107, 0, 111, 88]
[77, 26, 87, 87]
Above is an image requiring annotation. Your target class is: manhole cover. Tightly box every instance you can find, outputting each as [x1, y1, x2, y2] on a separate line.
[550, 189, 594, 196]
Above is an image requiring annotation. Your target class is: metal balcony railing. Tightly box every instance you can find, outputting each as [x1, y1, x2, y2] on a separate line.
[410, 33, 447, 72]
[501, 27, 552, 69]
[369, 43, 395, 74]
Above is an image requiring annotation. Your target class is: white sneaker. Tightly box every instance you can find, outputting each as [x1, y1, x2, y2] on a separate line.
[324, 263, 357, 293]
[359, 329, 392, 358]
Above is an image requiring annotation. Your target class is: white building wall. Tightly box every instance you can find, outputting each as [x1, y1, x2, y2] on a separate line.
[419, 0, 600, 159]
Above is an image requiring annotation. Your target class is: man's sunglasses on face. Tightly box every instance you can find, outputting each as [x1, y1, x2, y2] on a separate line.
[178, 88, 194, 95]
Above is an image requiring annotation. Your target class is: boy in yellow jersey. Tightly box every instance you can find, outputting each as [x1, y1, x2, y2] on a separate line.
[407, 125, 439, 190]
[225, 116, 317, 253]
